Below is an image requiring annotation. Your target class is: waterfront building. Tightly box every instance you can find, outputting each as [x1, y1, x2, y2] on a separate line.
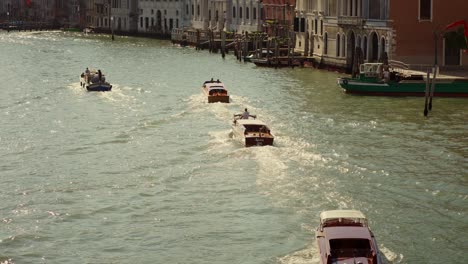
[138, 0, 188, 35]
[86, 0, 110, 29]
[230, 0, 263, 33]
[112, 0, 138, 33]
[85, 0, 137, 33]
[186, 0, 263, 33]
[390, 0, 468, 68]
[68, 0, 86, 28]
[261, 0, 295, 37]
[295, 0, 392, 71]
[0, 0, 12, 21]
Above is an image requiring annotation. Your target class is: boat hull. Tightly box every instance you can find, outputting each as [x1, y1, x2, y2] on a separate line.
[338, 77, 468, 97]
[232, 123, 274, 147]
[86, 83, 112, 92]
[202, 86, 229, 103]
[80, 75, 112, 92]
[208, 95, 229, 103]
[245, 134, 274, 147]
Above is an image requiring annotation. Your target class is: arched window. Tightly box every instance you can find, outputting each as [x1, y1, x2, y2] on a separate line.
[233, 7, 236, 18]
[209, 10, 211, 21]
[380, 37, 386, 59]
[336, 34, 340, 57]
[324, 33, 328, 54]
[341, 34, 346, 57]
[240, 7, 243, 19]
[186, 5, 189, 15]
[363, 36, 368, 60]
[246, 7, 249, 19]
[191, 5, 194, 16]
[253, 8, 257, 20]
[320, 20, 323, 35]
[197, 5, 200, 16]
[314, 18, 317, 34]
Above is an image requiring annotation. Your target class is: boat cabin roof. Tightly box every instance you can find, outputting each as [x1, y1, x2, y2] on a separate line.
[324, 226, 372, 240]
[359, 63, 383, 75]
[320, 210, 368, 228]
[204, 82, 226, 90]
[236, 119, 268, 126]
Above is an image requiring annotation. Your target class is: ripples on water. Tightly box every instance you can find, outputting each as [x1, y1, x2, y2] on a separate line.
[0, 31, 467, 263]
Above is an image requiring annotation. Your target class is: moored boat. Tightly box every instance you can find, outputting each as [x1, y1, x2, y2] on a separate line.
[338, 62, 468, 97]
[232, 114, 274, 147]
[316, 210, 382, 264]
[202, 79, 229, 103]
[80, 68, 112, 92]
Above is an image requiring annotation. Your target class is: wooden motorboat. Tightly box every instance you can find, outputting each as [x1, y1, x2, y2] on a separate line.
[202, 79, 229, 103]
[80, 68, 112, 92]
[316, 210, 382, 264]
[232, 116, 274, 147]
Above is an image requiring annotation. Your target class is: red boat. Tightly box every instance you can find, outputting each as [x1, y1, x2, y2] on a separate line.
[316, 210, 382, 264]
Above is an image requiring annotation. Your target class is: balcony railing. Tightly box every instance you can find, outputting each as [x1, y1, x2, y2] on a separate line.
[337, 16, 364, 26]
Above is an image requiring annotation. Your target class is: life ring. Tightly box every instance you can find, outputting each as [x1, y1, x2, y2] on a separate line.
[342, 79, 348, 85]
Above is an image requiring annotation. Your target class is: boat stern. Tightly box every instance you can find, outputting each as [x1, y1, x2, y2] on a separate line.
[245, 133, 274, 147]
[208, 95, 230, 103]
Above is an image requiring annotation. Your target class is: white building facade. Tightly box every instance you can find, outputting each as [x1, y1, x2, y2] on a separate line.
[138, 0, 189, 34]
[295, 0, 392, 70]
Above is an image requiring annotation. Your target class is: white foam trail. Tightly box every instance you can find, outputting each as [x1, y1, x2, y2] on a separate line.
[277, 245, 320, 264]
[380, 245, 404, 263]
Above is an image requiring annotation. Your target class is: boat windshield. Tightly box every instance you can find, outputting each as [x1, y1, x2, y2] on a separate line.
[243, 125, 270, 134]
[329, 238, 372, 258]
[209, 89, 227, 95]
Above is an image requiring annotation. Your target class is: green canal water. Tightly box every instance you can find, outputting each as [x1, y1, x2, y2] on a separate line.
[0, 31, 467, 263]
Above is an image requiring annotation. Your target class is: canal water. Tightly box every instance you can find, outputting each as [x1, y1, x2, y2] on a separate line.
[0, 31, 466, 264]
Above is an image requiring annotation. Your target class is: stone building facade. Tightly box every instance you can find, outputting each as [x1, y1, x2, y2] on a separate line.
[295, 0, 392, 71]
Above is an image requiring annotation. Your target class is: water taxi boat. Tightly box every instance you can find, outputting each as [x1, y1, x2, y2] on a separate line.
[232, 116, 274, 147]
[316, 210, 382, 264]
[80, 69, 112, 92]
[202, 79, 229, 103]
[337, 62, 468, 97]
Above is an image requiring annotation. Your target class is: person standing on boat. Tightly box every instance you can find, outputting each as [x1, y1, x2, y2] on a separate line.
[241, 108, 250, 119]
[98, 70, 102, 82]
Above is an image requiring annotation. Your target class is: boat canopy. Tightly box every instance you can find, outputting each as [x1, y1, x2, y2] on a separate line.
[324, 226, 372, 240]
[205, 83, 226, 91]
[359, 63, 383, 77]
[236, 119, 268, 126]
[320, 210, 368, 227]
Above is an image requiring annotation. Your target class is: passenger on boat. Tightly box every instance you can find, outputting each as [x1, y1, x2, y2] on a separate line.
[98, 70, 102, 82]
[91, 73, 99, 83]
[85, 67, 90, 75]
[383, 66, 390, 82]
[241, 108, 250, 119]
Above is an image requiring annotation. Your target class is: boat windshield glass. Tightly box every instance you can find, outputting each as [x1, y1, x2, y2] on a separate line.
[329, 239, 372, 257]
[209, 89, 227, 95]
[243, 125, 269, 134]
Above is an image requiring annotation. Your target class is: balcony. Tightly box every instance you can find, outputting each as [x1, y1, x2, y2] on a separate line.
[337, 16, 364, 26]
